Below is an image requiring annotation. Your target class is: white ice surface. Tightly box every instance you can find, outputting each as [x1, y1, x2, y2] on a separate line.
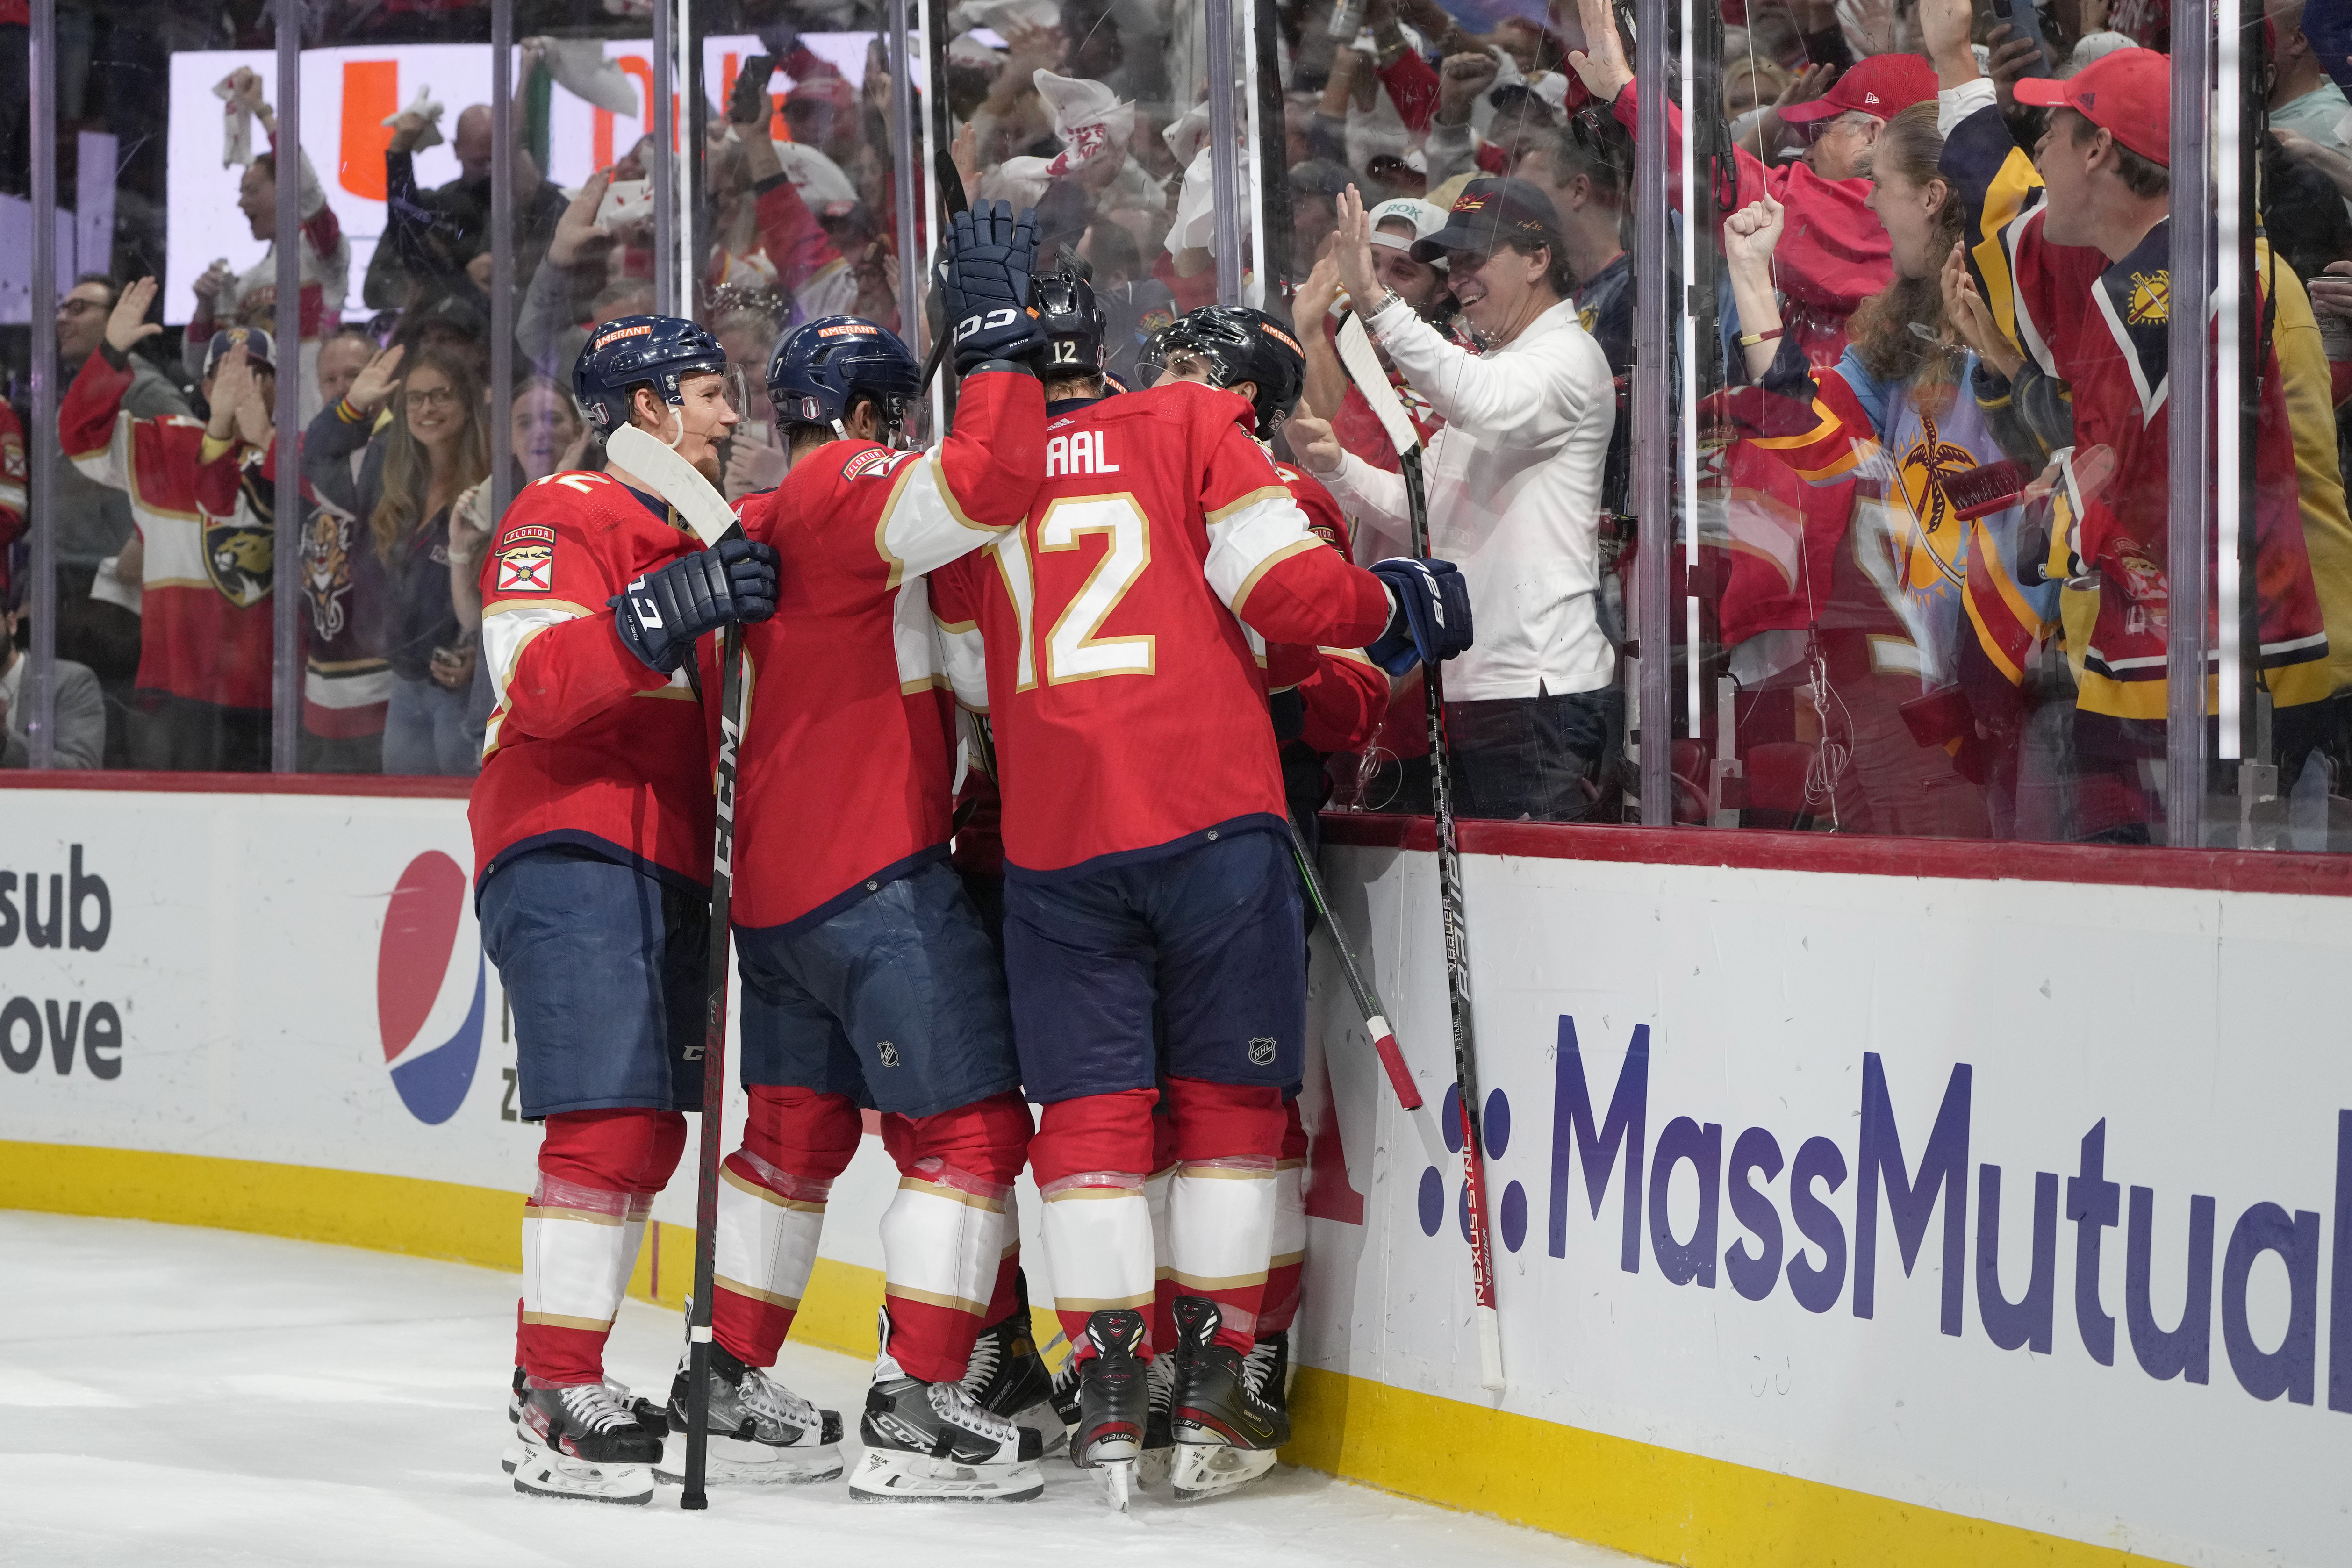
[0, 1213, 1630, 1568]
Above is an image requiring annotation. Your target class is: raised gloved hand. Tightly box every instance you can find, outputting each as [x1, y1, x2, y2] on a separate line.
[1365, 557, 1473, 676]
[610, 538, 781, 673]
[938, 199, 1047, 376]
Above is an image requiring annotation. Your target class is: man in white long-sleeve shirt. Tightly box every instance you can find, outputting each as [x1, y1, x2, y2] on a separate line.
[1291, 178, 1620, 822]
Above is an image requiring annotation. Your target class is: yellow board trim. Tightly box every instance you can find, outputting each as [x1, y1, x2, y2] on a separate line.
[0, 1140, 2169, 1568]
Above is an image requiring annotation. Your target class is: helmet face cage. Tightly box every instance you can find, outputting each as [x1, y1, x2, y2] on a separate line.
[1149, 308, 1305, 440]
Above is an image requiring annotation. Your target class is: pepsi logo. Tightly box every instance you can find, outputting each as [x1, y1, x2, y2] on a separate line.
[377, 851, 485, 1125]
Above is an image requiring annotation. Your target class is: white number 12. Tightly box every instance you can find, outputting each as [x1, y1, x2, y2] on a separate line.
[992, 494, 1155, 687]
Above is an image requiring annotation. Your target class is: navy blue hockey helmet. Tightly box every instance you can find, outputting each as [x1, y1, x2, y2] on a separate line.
[572, 314, 730, 433]
[767, 315, 920, 434]
[1032, 265, 1106, 374]
[1148, 306, 1306, 439]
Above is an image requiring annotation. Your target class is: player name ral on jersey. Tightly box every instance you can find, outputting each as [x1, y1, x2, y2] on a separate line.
[1044, 427, 1119, 479]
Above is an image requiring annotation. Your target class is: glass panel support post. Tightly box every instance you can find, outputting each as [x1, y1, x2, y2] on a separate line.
[24, 0, 56, 767]
[2166, 0, 2213, 846]
[1631, 0, 1673, 825]
[271, 0, 304, 771]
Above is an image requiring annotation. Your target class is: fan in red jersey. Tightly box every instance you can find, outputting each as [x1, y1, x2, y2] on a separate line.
[469, 314, 786, 1506]
[699, 202, 1064, 1505]
[929, 272, 1470, 1508]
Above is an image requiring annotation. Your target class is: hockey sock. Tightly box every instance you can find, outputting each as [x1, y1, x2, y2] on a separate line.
[1031, 1088, 1159, 1357]
[1165, 1078, 1287, 1353]
[1261, 1099, 1311, 1336]
[873, 1091, 1032, 1384]
[520, 1110, 688, 1384]
[713, 1087, 861, 1368]
[1146, 1102, 1179, 1352]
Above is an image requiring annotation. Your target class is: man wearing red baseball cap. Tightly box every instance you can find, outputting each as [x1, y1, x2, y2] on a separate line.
[1927, 0, 2346, 837]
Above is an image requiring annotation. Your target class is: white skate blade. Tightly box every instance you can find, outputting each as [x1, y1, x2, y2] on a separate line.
[1137, 1444, 1173, 1489]
[1096, 1457, 1136, 1512]
[500, 1440, 523, 1475]
[653, 1427, 843, 1486]
[1168, 1440, 1278, 1501]
[847, 1446, 1044, 1503]
[510, 1445, 655, 1505]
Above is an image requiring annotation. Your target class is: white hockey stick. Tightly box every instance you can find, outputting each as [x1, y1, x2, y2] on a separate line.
[1331, 315, 1505, 1392]
[606, 421, 749, 1505]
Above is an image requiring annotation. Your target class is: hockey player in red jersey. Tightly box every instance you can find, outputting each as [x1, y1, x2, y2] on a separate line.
[695, 204, 1060, 1504]
[930, 266, 1471, 1508]
[470, 315, 787, 1504]
[1139, 304, 1391, 1472]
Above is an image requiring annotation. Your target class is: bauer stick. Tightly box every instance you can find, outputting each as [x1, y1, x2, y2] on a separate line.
[604, 424, 753, 1507]
[1285, 815, 1421, 1110]
[1331, 315, 1505, 1391]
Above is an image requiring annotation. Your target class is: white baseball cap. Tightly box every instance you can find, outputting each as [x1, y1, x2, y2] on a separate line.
[1367, 197, 1450, 264]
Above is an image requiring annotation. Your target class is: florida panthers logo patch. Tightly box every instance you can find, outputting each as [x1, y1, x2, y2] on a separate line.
[204, 513, 274, 609]
[494, 524, 557, 594]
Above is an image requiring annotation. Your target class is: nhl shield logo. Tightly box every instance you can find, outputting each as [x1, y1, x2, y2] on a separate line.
[205, 513, 274, 609]
[877, 1040, 902, 1068]
[1248, 1036, 1277, 1067]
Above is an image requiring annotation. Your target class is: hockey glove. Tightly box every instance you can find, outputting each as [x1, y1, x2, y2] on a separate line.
[1365, 557, 1473, 677]
[610, 538, 782, 674]
[939, 200, 1047, 376]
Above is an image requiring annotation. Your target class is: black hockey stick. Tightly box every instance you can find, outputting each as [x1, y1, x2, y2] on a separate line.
[917, 143, 971, 395]
[1332, 315, 1504, 1391]
[681, 618, 746, 1510]
[1285, 815, 1421, 1111]
[602, 423, 756, 1508]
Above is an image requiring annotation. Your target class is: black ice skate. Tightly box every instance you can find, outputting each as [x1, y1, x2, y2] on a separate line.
[1070, 1307, 1151, 1511]
[960, 1274, 1066, 1457]
[504, 1367, 667, 1469]
[1245, 1330, 1291, 1426]
[850, 1310, 1046, 1502]
[658, 1338, 844, 1485]
[1169, 1296, 1289, 1501]
[509, 1378, 661, 1505]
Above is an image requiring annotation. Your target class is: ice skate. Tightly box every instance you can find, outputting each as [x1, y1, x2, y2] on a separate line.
[960, 1287, 1066, 1457]
[509, 1378, 661, 1504]
[658, 1340, 845, 1485]
[1069, 1307, 1151, 1511]
[502, 1367, 667, 1474]
[1169, 1296, 1288, 1501]
[851, 1312, 1045, 1502]
[1245, 1330, 1292, 1425]
[1137, 1349, 1177, 1489]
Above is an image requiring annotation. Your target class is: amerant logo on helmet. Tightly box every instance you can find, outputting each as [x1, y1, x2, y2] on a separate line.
[1261, 324, 1303, 357]
[593, 323, 655, 350]
[818, 322, 879, 338]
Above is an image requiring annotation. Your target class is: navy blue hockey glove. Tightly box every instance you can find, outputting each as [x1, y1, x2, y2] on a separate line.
[610, 538, 781, 673]
[1366, 557, 1473, 677]
[939, 200, 1047, 376]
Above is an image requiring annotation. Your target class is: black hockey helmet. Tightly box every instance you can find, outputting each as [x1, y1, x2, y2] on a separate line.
[1031, 264, 1107, 376]
[767, 315, 920, 437]
[1148, 306, 1306, 440]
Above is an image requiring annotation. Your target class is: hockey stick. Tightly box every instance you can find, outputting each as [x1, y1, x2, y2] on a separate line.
[916, 144, 971, 395]
[1331, 315, 1505, 1391]
[1285, 814, 1421, 1110]
[604, 424, 751, 1507]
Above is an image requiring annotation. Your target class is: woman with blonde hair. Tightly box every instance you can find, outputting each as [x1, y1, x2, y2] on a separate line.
[1718, 102, 2064, 838]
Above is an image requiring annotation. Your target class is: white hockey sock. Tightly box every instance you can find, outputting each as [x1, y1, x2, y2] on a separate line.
[1146, 1162, 1176, 1297]
[1167, 1158, 1278, 1340]
[522, 1175, 635, 1339]
[1040, 1172, 1156, 1337]
[880, 1161, 1011, 1320]
[714, 1148, 830, 1325]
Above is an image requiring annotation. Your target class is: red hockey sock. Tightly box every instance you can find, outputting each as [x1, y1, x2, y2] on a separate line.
[1166, 1078, 1287, 1354]
[711, 1088, 860, 1368]
[1260, 1099, 1311, 1335]
[1031, 1088, 1158, 1356]
[518, 1110, 685, 1384]
[876, 1092, 1032, 1383]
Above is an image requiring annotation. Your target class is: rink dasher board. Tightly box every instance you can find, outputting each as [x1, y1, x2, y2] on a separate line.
[3, 787, 2351, 1565]
[1304, 839, 2352, 1568]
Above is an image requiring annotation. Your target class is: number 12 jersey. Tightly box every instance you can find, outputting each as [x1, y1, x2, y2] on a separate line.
[929, 380, 1394, 878]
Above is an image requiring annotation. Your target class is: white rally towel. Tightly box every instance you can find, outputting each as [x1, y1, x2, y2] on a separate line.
[538, 37, 643, 118]
[381, 86, 446, 152]
[212, 71, 256, 168]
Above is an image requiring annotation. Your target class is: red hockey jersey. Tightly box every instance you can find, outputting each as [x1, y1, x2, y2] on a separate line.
[61, 345, 274, 710]
[928, 381, 1393, 876]
[1263, 461, 1389, 755]
[726, 367, 1046, 931]
[469, 471, 716, 893]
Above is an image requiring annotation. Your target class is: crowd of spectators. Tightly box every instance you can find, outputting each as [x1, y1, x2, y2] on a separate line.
[7, 0, 2352, 846]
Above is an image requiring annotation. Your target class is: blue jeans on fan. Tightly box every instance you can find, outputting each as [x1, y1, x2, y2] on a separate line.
[382, 676, 481, 776]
